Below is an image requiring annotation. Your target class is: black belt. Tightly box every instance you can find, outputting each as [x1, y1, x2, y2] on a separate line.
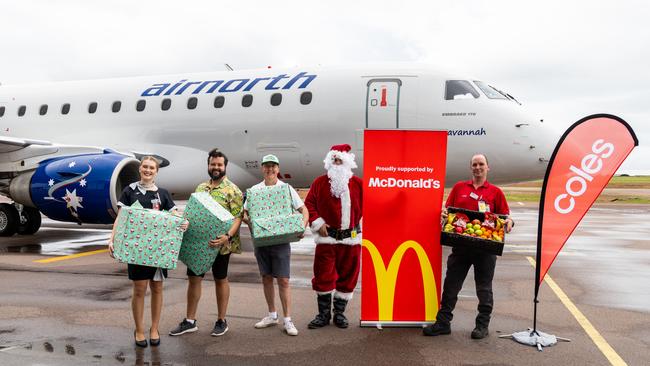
[327, 227, 361, 241]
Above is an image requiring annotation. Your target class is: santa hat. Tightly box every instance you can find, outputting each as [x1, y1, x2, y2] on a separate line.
[324, 144, 357, 170]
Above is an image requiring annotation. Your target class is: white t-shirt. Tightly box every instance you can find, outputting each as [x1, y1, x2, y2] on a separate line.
[244, 180, 304, 211]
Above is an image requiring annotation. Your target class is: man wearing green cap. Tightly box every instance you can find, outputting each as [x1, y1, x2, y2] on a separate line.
[244, 154, 309, 336]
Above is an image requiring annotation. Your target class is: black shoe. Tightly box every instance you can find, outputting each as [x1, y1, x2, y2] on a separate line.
[149, 329, 160, 347]
[211, 319, 229, 337]
[308, 314, 331, 329]
[471, 325, 489, 339]
[134, 331, 148, 348]
[332, 297, 349, 329]
[423, 322, 451, 336]
[308, 293, 332, 329]
[169, 319, 198, 336]
[333, 313, 349, 328]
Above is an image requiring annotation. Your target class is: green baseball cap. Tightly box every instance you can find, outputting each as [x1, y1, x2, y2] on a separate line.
[261, 154, 280, 165]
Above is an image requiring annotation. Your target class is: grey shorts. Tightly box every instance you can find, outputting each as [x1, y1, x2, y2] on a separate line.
[254, 243, 291, 278]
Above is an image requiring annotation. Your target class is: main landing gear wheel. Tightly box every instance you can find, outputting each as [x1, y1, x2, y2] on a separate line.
[17, 207, 42, 235]
[0, 203, 19, 237]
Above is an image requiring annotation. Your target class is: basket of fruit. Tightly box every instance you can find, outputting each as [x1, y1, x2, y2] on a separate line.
[440, 207, 507, 256]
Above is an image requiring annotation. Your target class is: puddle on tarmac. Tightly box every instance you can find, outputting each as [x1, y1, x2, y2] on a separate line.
[43, 341, 54, 352]
[65, 344, 75, 355]
[83, 284, 131, 301]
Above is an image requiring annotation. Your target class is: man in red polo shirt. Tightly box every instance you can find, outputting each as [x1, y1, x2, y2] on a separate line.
[423, 154, 514, 339]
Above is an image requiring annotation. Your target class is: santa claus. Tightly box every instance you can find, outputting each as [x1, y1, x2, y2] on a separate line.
[304, 144, 363, 329]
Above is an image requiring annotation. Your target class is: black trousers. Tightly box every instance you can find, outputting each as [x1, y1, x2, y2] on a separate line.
[436, 247, 497, 327]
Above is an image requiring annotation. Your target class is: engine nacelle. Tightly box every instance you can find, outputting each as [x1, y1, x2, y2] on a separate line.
[12, 151, 140, 224]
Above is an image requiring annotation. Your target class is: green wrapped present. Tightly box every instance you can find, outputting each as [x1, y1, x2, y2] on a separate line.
[112, 204, 185, 269]
[179, 192, 235, 275]
[246, 185, 304, 247]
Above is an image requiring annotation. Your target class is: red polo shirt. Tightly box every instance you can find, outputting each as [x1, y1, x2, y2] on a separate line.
[446, 180, 510, 215]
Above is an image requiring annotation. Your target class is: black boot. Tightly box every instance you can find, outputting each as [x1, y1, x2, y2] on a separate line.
[332, 297, 349, 328]
[308, 293, 332, 329]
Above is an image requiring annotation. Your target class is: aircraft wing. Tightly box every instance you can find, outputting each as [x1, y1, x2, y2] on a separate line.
[0, 136, 111, 174]
[0, 136, 171, 174]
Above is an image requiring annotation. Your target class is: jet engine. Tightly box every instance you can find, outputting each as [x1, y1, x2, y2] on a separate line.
[9, 151, 140, 225]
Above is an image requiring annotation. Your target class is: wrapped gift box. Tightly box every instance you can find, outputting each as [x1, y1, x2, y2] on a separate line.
[440, 207, 507, 256]
[249, 213, 305, 247]
[113, 204, 185, 269]
[179, 192, 235, 275]
[246, 185, 304, 247]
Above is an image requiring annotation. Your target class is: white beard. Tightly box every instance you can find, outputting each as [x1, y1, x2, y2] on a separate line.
[327, 165, 353, 198]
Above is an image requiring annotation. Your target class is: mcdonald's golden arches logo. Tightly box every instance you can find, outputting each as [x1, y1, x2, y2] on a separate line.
[363, 239, 438, 321]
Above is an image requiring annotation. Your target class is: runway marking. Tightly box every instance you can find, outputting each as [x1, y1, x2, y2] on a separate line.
[34, 249, 109, 263]
[526, 257, 627, 366]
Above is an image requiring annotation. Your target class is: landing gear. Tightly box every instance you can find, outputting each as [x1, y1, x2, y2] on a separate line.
[17, 206, 42, 235]
[0, 204, 41, 236]
[0, 203, 19, 237]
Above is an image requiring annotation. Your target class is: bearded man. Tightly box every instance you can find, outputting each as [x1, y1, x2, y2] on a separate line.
[304, 144, 363, 329]
[170, 148, 243, 338]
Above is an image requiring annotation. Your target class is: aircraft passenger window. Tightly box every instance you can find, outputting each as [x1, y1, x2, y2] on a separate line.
[473, 81, 508, 99]
[136, 100, 146, 112]
[88, 102, 98, 114]
[161, 98, 171, 111]
[18, 105, 26, 116]
[300, 91, 312, 105]
[39, 105, 48, 116]
[187, 97, 198, 110]
[270, 93, 282, 106]
[0, 106, 6, 117]
[112, 101, 121, 113]
[445, 80, 479, 100]
[242, 94, 253, 107]
[61, 103, 70, 115]
[214, 96, 225, 108]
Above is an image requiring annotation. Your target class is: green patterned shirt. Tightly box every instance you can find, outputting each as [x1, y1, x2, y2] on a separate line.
[195, 177, 244, 255]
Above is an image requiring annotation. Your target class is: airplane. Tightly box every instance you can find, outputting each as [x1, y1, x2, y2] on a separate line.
[0, 64, 556, 236]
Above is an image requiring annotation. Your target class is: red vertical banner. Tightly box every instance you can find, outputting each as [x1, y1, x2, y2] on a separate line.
[536, 114, 638, 293]
[361, 130, 447, 326]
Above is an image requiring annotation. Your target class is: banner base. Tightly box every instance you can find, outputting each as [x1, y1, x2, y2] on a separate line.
[500, 328, 571, 351]
[360, 321, 434, 328]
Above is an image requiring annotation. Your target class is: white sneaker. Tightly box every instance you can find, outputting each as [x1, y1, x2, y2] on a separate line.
[284, 320, 299, 336]
[254, 316, 279, 329]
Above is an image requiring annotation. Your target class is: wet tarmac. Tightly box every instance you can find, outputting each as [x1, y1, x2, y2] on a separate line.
[0, 203, 649, 365]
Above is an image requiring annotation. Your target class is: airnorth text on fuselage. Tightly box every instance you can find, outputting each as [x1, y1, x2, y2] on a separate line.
[140, 72, 317, 97]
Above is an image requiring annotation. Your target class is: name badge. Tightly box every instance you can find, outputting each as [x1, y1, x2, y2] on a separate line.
[478, 200, 487, 212]
[469, 192, 479, 200]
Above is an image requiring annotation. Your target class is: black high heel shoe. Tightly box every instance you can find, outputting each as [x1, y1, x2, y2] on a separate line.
[149, 329, 160, 347]
[134, 331, 148, 348]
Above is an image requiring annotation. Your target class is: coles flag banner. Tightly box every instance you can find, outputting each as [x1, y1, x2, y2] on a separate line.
[535, 114, 638, 295]
[361, 130, 447, 326]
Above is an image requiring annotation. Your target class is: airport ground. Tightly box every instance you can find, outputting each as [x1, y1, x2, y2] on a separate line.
[0, 184, 648, 366]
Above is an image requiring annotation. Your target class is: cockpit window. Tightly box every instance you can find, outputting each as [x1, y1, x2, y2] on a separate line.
[445, 80, 479, 100]
[473, 81, 508, 100]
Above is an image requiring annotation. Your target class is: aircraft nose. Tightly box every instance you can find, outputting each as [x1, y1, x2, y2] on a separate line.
[533, 117, 561, 164]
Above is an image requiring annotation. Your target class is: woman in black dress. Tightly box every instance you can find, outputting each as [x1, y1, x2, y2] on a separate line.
[108, 156, 188, 347]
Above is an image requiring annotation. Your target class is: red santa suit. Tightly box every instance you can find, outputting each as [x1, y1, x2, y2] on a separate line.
[305, 145, 363, 300]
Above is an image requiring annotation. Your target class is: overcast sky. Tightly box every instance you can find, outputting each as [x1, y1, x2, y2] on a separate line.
[1, 0, 647, 172]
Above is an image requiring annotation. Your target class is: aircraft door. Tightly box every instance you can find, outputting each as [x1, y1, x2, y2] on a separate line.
[256, 142, 308, 187]
[366, 79, 402, 129]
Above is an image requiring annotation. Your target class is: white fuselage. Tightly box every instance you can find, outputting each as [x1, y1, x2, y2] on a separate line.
[0, 65, 554, 198]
